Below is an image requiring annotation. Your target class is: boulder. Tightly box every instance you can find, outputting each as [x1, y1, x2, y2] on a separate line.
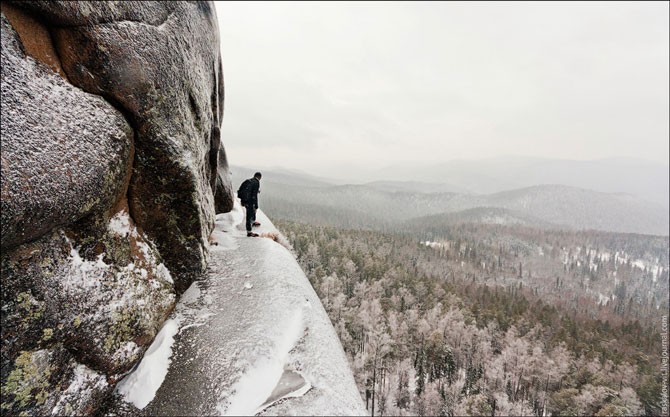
[0, 13, 132, 250]
[1, 2, 232, 415]
[13, 0, 234, 293]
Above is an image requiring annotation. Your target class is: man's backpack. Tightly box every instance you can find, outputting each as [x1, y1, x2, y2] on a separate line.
[237, 179, 252, 203]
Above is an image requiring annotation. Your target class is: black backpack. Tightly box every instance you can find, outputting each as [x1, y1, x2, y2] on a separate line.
[237, 179, 252, 203]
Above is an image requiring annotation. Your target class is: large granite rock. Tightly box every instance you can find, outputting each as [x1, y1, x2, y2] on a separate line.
[12, 0, 233, 292]
[0, 13, 132, 251]
[1, 2, 232, 415]
[0, 224, 176, 416]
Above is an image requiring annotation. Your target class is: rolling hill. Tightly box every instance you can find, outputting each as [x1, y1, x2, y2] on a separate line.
[232, 166, 669, 236]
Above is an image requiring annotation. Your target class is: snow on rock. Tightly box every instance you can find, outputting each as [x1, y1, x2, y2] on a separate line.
[215, 202, 246, 233]
[256, 370, 312, 414]
[107, 200, 366, 416]
[115, 319, 180, 409]
[209, 203, 245, 251]
[51, 364, 108, 416]
[56, 235, 176, 374]
[108, 211, 131, 238]
[156, 263, 174, 284]
[178, 280, 202, 305]
[210, 228, 238, 252]
[1, 3, 229, 416]
[65, 245, 109, 291]
[220, 309, 305, 415]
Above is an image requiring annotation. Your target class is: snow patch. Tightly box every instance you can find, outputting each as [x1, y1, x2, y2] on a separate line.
[216, 203, 245, 234]
[179, 281, 201, 305]
[114, 279, 217, 409]
[422, 241, 444, 249]
[210, 228, 238, 251]
[115, 319, 180, 409]
[70, 249, 109, 272]
[255, 371, 312, 415]
[156, 263, 173, 284]
[112, 341, 140, 363]
[178, 311, 216, 334]
[108, 211, 131, 238]
[218, 309, 305, 416]
[65, 242, 109, 291]
[136, 239, 155, 263]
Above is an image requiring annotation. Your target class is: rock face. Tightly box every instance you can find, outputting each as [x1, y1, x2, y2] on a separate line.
[0, 2, 232, 415]
[14, 0, 233, 292]
[0, 14, 132, 251]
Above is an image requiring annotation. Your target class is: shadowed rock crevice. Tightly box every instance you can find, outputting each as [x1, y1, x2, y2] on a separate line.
[212, 54, 233, 215]
[0, 2, 68, 80]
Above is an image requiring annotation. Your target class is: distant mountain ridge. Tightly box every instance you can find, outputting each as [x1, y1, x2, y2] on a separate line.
[363, 180, 471, 194]
[401, 207, 559, 230]
[375, 156, 669, 208]
[233, 165, 669, 236]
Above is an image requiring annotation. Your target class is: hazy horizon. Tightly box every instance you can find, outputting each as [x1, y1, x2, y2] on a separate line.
[215, 1, 669, 178]
[234, 154, 670, 180]
[230, 154, 670, 210]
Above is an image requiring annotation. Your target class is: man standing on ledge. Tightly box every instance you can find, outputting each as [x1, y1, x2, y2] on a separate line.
[237, 172, 262, 237]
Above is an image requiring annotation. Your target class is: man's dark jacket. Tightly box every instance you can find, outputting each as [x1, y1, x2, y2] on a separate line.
[242, 177, 260, 208]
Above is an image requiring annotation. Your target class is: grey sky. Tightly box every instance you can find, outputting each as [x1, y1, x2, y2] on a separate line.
[215, 1, 669, 177]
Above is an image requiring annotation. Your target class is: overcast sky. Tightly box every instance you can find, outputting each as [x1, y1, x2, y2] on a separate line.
[215, 1, 669, 177]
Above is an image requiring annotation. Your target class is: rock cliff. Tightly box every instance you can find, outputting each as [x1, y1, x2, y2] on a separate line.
[1, 2, 232, 415]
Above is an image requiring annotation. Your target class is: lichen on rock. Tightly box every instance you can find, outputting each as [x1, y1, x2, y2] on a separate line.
[1, 2, 231, 415]
[0, 346, 110, 416]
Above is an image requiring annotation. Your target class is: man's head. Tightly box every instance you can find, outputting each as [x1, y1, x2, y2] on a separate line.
[254, 172, 262, 180]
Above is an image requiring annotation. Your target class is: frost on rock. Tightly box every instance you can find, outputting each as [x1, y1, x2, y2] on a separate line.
[58, 233, 176, 374]
[51, 364, 108, 416]
[0, 13, 132, 250]
[110, 341, 141, 367]
[108, 211, 131, 238]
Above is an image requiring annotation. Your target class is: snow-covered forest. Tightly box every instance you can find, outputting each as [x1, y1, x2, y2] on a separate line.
[277, 219, 668, 416]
